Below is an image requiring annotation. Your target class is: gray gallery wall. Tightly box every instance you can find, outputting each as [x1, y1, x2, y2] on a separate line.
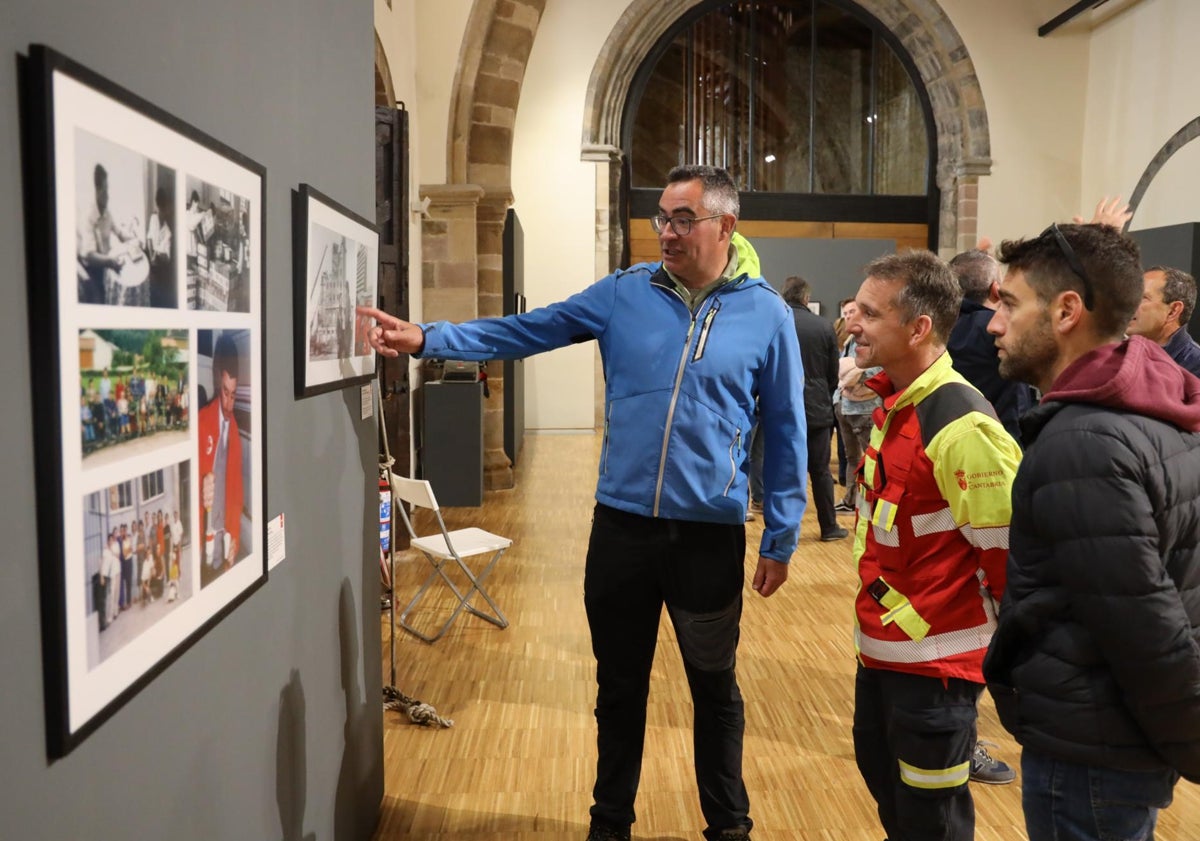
[748, 237, 898, 322]
[0, 1, 383, 839]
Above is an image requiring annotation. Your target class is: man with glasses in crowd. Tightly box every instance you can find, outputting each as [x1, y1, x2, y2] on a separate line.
[984, 222, 1200, 841]
[844, 250, 1021, 841]
[357, 165, 807, 841]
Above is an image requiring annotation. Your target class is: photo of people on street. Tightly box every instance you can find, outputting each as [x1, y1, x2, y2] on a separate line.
[83, 461, 191, 670]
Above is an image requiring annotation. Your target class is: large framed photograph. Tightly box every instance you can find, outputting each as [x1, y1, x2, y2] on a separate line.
[20, 45, 267, 757]
[293, 184, 378, 398]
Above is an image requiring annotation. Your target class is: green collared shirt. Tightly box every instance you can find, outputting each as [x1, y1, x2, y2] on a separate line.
[664, 243, 739, 314]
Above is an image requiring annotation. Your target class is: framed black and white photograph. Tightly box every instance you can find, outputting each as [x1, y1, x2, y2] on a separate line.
[293, 183, 378, 398]
[21, 44, 267, 757]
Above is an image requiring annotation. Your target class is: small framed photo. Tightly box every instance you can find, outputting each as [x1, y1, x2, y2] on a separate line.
[293, 184, 379, 398]
[21, 45, 267, 757]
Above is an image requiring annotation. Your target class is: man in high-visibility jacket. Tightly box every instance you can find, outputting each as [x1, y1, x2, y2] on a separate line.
[845, 250, 1022, 841]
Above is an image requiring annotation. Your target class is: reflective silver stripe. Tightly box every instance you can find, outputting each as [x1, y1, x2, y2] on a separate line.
[978, 568, 999, 624]
[854, 619, 995, 664]
[872, 523, 900, 547]
[912, 507, 1009, 549]
[959, 523, 1009, 550]
[911, 507, 957, 537]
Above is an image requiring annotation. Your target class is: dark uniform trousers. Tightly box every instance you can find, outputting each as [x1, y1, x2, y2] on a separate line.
[853, 664, 982, 841]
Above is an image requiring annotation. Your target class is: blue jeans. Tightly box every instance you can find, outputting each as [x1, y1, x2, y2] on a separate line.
[1021, 749, 1179, 841]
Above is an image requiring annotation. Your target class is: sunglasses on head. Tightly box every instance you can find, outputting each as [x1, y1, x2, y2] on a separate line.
[1039, 223, 1095, 311]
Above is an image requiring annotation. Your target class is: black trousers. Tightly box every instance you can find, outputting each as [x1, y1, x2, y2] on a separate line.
[584, 503, 750, 840]
[806, 424, 838, 535]
[853, 665, 982, 841]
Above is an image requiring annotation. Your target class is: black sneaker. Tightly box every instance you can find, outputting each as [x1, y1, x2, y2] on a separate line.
[834, 501, 855, 513]
[714, 829, 751, 841]
[820, 526, 849, 541]
[586, 822, 631, 841]
[970, 740, 1016, 784]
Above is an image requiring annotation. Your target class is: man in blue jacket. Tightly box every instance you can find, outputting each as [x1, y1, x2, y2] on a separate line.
[359, 165, 807, 841]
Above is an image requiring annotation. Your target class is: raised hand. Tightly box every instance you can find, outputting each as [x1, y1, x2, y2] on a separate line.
[1073, 196, 1132, 231]
[355, 306, 425, 357]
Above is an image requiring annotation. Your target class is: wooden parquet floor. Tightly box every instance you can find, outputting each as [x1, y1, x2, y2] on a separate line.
[374, 431, 1200, 841]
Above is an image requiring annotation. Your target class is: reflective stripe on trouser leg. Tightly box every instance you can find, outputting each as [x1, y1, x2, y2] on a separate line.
[898, 757, 971, 789]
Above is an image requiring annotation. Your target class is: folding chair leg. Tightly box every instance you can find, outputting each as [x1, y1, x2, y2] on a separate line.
[397, 548, 509, 643]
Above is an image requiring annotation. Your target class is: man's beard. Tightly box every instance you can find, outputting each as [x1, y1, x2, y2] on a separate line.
[998, 313, 1057, 388]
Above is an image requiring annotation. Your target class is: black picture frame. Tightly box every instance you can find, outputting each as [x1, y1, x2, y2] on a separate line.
[19, 44, 268, 758]
[292, 184, 379, 398]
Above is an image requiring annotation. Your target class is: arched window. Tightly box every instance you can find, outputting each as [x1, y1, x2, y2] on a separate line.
[624, 0, 935, 230]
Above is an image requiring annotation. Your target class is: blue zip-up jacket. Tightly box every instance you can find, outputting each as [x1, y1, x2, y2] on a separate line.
[417, 248, 808, 562]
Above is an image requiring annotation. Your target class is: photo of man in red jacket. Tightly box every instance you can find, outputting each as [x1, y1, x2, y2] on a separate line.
[198, 331, 243, 587]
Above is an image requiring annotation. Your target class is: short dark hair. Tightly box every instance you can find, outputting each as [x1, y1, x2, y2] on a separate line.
[1147, 264, 1197, 326]
[93, 163, 107, 189]
[666, 165, 739, 218]
[948, 249, 999, 303]
[864, 250, 962, 343]
[782, 276, 811, 307]
[213, 333, 239, 385]
[997, 224, 1141, 340]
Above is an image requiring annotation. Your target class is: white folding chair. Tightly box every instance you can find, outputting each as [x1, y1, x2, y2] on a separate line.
[390, 475, 511, 643]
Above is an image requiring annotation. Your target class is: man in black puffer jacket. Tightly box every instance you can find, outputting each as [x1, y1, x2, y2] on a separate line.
[983, 222, 1200, 841]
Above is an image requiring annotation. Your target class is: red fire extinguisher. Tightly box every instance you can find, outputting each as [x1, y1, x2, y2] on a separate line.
[379, 475, 392, 590]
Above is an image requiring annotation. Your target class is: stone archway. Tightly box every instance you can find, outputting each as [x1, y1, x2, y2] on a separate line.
[581, 0, 993, 258]
[1127, 116, 1200, 226]
[429, 0, 990, 490]
[374, 30, 395, 107]
[423, 0, 547, 490]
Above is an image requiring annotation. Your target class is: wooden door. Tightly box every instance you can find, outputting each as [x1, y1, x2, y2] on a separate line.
[375, 104, 410, 548]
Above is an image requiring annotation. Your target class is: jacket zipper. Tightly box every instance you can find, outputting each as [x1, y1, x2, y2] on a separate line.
[724, 429, 741, 496]
[600, 402, 613, 475]
[653, 286, 700, 516]
[692, 299, 722, 362]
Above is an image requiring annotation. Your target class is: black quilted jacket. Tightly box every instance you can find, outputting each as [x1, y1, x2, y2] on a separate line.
[983, 337, 1200, 782]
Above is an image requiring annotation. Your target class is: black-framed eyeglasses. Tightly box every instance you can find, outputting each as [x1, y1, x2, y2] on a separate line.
[650, 213, 723, 236]
[1040, 223, 1095, 311]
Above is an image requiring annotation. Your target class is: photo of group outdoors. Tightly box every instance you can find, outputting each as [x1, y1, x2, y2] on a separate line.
[83, 461, 191, 669]
[75, 128, 177, 309]
[26, 46, 267, 754]
[185, 176, 251, 313]
[196, 328, 253, 588]
[294, 184, 378, 397]
[78, 329, 188, 465]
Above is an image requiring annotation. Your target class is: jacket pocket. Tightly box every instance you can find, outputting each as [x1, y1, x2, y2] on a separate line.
[600, 402, 614, 475]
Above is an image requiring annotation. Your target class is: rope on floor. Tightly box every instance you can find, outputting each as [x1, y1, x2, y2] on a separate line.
[382, 685, 454, 728]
